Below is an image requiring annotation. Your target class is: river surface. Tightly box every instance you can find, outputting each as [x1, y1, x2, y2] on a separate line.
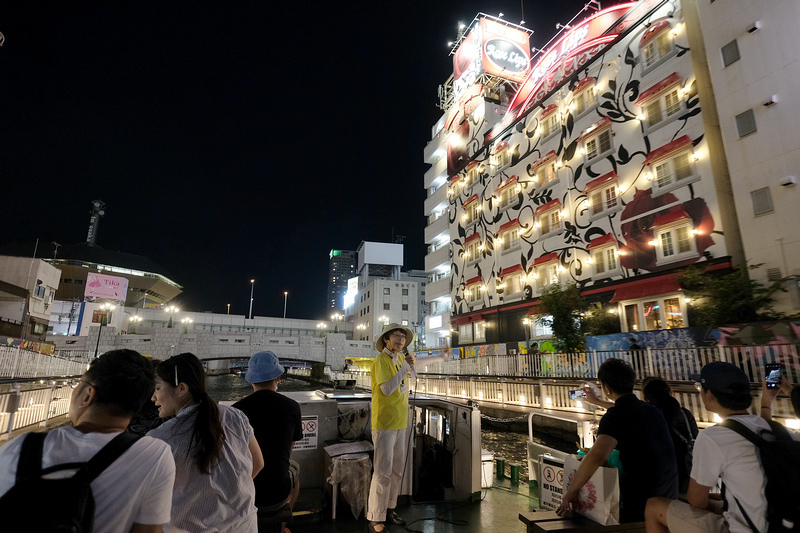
[206, 374, 561, 482]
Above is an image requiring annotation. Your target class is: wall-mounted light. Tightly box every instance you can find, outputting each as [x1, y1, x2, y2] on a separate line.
[648, 240, 657, 246]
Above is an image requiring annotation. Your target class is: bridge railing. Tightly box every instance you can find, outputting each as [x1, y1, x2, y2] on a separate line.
[418, 345, 800, 383]
[0, 346, 91, 380]
[0, 382, 74, 439]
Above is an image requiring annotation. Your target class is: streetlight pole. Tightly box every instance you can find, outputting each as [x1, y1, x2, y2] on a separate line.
[249, 279, 255, 320]
[181, 317, 193, 334]
[165, 305, 179, 328]
[94, 303, 115, 359]
[331, 313, 342, 333]
[227, 303, 230, 315]
[283, 291, 288, 319]
[522, 318, 531, 352]
[129, 315, 142, 334]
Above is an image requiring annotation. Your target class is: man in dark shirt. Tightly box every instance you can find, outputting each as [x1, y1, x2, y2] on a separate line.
[557, 358, 678, 522]
[233, 351, 302, 517]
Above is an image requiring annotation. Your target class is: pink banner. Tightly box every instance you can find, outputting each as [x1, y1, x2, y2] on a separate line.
[84, 272, 129, 301]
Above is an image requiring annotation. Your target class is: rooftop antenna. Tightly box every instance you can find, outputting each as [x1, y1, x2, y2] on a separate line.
[86, 200, 106, 247]
[52, 241, 61, 260]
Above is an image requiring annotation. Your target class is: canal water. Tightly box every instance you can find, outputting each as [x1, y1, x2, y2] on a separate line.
[206, 374, 569, 482]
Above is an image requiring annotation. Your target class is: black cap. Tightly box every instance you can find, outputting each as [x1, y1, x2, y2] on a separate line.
[691, 361, 751, 394]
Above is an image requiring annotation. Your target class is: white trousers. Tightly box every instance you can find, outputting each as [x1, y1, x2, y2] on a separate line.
[366, 428, 410, 522]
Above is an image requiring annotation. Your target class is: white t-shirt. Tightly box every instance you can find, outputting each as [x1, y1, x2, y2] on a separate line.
[0, 426, 175, 533]
[149, 403, 257, 533]
[692, 414, 795, 533]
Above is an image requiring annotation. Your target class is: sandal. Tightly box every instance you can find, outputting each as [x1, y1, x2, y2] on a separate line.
[387, 509, 406, 526]
[368, 521, 387, 533]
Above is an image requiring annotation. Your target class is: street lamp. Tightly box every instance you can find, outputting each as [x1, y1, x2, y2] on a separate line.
[94, 303, 115, 359]
[283, 291, 288, 319]
[331, 313, 343, 333]
[379, 315, 389, 326]
[249, 279, 255, 320]
[317, 322, 327, 337]
[356, 323, 366, 340]
[165, 305, 179, 328]
[128, 315, 142, 334]
[227, 303, 230, 315]
[181, 317, 193, 334]
[522, 317, 531, 352]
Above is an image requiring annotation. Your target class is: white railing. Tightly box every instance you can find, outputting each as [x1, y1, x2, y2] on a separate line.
[0, 346, 91, 380]
[0, 383, 74, 438]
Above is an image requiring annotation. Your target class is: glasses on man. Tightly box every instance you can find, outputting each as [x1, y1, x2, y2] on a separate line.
[391, 333, 407, 339]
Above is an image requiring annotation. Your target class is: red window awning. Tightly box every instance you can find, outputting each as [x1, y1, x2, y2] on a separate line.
[531, 150, 557, 171]
[533, 252, 559, 266]
[535, 198, 562, 215]
[578, 117, 612, 141]
[465, 276, 482, 286]
[610, 274, 682, 303]
[639, 19, 671, 47]
[540, 104, 559, 119]
[495, 175, 519, 193]
[586, 233, 617, 250]
[464, 232, 481, 244]
[492, 141, 509, 154]
[583, 171, 619, 193]
[636, 72, 682, 105]
[643, 135, 693, 165]
[572, 76, 597, 94]
[463, 194, 479, 206]
[500, 264, 524, 277]
[651, 209, 691, 229]
[498, 218, 521, 233]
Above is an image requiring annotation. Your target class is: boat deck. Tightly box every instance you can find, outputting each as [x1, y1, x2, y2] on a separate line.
[290, 477, 538, 533]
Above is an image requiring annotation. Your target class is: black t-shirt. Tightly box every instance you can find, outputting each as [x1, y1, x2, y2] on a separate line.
[233, 390, 302, 507]
[598, 393, 678, 522]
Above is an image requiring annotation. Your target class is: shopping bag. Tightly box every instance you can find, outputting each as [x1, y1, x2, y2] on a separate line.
[563, 454, 620, 525]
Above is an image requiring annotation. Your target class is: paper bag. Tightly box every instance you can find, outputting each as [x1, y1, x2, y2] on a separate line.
[563, 454, 620, 525]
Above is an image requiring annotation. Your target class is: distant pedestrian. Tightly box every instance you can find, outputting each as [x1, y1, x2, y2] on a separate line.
[149, 352, 264, 533]
[629, 338, 642, 350]
[233, 351, 302, 532]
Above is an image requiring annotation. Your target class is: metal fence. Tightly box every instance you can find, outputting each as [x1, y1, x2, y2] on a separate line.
[0, 382, 74, 437]
[0, 346, 91, 380]
[417, 345, 800, 383]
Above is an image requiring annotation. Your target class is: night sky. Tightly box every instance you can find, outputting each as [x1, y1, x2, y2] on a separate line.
[1, 0, 602, 319]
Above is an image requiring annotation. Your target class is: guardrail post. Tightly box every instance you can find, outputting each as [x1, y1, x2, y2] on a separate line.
[2, 383, 22, 440]
[41, 382, 56, 427]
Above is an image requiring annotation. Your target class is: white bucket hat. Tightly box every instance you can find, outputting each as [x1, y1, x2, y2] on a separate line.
[375, 323, 414, 352]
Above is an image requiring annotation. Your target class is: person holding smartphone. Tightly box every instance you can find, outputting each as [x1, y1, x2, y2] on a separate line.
[760, 363, 800, 421]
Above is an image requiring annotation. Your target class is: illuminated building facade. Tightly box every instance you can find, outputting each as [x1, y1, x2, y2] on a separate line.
[327, 249, 356, 312]
[421, 0, 776, 347]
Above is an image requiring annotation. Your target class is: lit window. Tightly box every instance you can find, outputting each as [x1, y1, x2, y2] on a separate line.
[593, 247, 618, 275]
[491, 142, 512, 171]
[533, 152, 558, 185]
[645, 136, 699, 196]
[463, 196, 480, 225]
[538, 107, 560, 138]
[641, 26, 673, 69]
[654, 222, 697, 264]
[474, 321, 486, 342]
[585, 129, 612, 161]
[459, 323, 474, 342]
[495, 177, 521, 211]
[536, 201, 563, 237]
[654, 152, 693, 189]
[571, 79, 597, 116]
[621, 294, 685, 332]
[536, 263, 559, 290]
[644, 88, 681, 128]
[590, 185, 617, 216]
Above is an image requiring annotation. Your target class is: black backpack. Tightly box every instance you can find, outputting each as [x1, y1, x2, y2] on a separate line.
[721, 419, 800, 533]
[0, 431, 140, 532]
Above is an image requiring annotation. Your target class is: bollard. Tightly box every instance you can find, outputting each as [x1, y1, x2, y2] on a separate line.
[496, 458, 505, 478]
[510, 463, 520, 485]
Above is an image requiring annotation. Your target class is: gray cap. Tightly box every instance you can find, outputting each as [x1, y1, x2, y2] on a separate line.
[245, 351, 285, 383]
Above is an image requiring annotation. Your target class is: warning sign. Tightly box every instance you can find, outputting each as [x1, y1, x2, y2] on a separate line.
[295, 415, 318, 450]
[539, 455, 564, 510]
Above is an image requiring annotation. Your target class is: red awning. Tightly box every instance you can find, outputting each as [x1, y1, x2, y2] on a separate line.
[500, 264, 524, 277]
[535, 198, 562, 215]
[465, 160, 479, 171]
[451, 313, 484, 325]
[610, 275, 682, 303]
[643, 135, 693, 165]
[531, 150, 557, 170]
[572, 76, 597, 94]
[450, 175, 460, 185]
[465, 276, 482, 286]
[651, 209, 691, 229]
[464, 232, 481, 244]
[636, 72, 682, 105]
[495, 175, 519, 192]
[578, 117, 612, 141]
[533, 252, 559, 266]
[525, 304, 544, 316]
[640, 19, 671, 47]
[463, 194, 479, 206]
[540, 104, 558, 119]
[583, 171, 618, 193]
[586, 233, 617, 250]
[498, 218, 521, 233]
[492, 141, 509, 154]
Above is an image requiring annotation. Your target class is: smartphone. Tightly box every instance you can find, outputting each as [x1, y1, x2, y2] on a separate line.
[569, 389, 586, 400]
[765, 363, 785, 389]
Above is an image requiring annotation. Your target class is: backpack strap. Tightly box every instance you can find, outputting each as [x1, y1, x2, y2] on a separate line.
[16, 432, 46, 483]
[719, 419, 765, 447]
[84, 432, 141, 482]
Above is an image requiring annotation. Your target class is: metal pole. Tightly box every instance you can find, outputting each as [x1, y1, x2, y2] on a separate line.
[93, 322, 103, 359]
[283, 292, 288, 319]
[249, 280, 254, 320]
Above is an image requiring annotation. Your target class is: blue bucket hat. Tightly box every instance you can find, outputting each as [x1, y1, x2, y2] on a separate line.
[245, 351, 285, 383]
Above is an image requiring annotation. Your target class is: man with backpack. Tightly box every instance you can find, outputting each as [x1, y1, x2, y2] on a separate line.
[0, 349, 176, 532]
[644, 361, 799, 533]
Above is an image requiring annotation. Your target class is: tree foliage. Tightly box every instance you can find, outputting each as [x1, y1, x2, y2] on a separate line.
[584, 302, 622, 336]
[678, 264, 786, 327]
[536, 283, 587, 352]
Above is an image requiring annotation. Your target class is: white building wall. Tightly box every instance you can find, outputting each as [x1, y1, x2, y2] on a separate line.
[0, 256, 61, 325]
[694, 0, 800, 313]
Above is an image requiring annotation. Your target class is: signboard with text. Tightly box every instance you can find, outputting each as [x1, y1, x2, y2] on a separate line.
[84, 272, 129, 301]
[295, 415, 319, 450]
[539, 455, 565, 510]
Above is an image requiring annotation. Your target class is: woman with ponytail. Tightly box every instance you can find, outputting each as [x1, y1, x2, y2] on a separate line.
[149, 352, 264, 532]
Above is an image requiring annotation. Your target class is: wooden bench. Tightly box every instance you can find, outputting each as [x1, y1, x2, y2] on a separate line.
[519, 511, 645, 532]
[257, 503, 293, 533]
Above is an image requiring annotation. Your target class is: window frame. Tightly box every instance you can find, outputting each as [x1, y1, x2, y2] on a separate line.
[751, 187, 774, 216]
[591, 245, 621, 276]
[535, 262, 560, 292]
[650, 150, 698, 196]
[619, 293, 687, 332]
[474, 321, 487, 342]
[500, 224, 522, 254]
[458, 323, 474, 343]
[641, 87, 683, 131]
[584, 127, 613, 163]
[588, 183, 620, 219]
[536, 204, 564, 238]
[639, 24, 676, 73]
[654, 221, 698, 265]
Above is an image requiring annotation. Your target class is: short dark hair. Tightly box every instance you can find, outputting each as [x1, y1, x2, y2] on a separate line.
[85, 349, 154, 417]
[598, 358, 635, 395]
[705, 387, 752, 410]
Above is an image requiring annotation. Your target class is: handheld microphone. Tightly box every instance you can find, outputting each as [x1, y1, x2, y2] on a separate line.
[402, 347, 417, 379]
